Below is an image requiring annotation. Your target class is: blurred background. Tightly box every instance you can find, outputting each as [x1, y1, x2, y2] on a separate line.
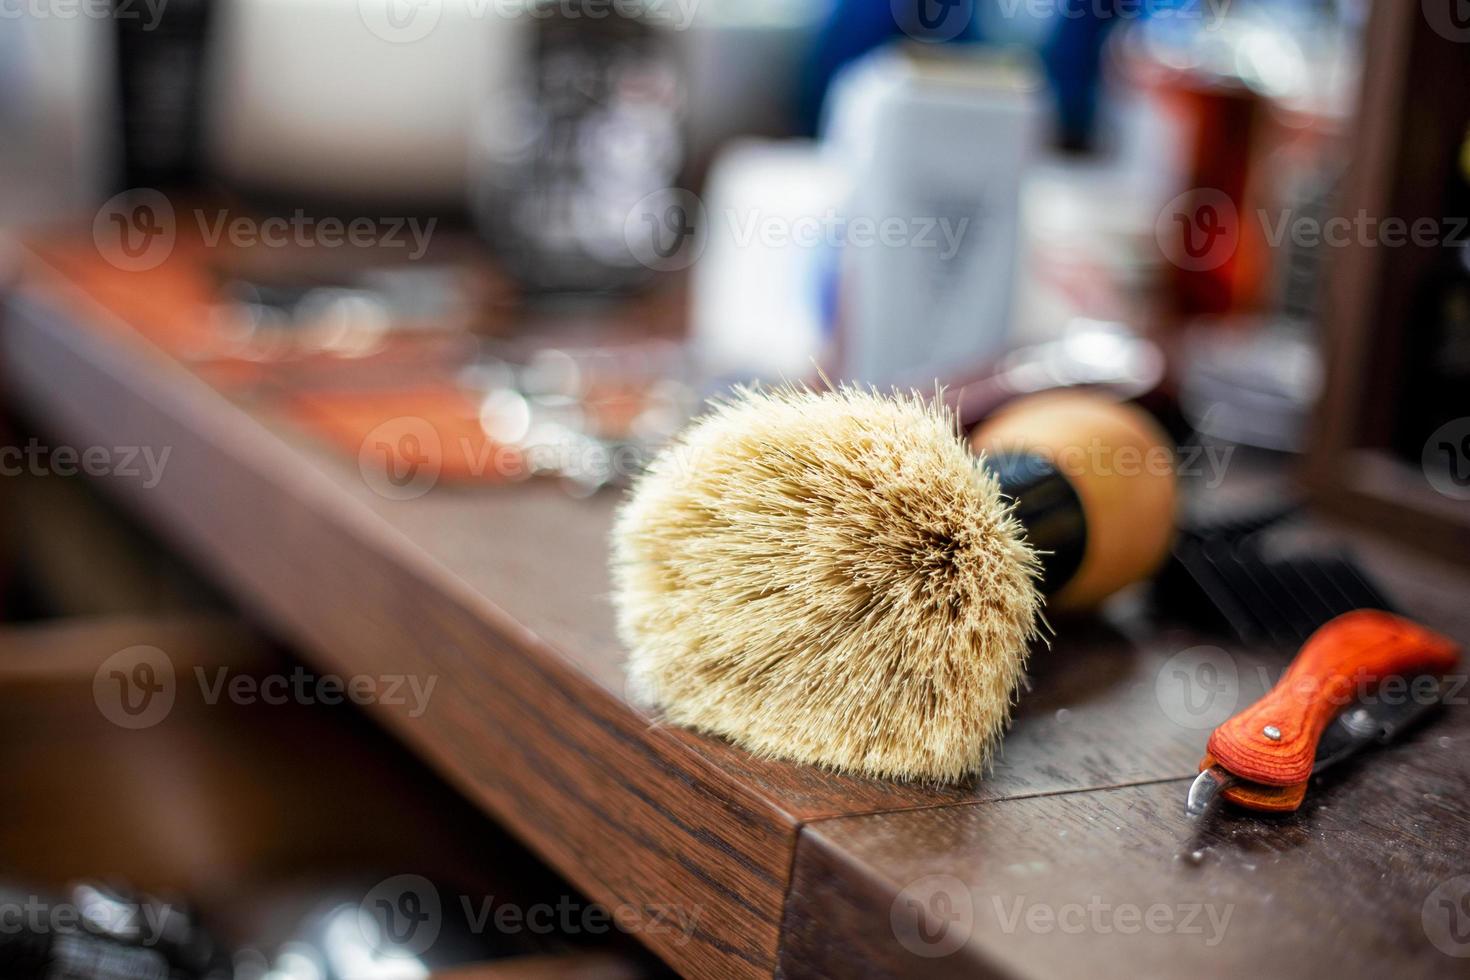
[0, 1, 1467, 977]
[1, 0, 1463, 482]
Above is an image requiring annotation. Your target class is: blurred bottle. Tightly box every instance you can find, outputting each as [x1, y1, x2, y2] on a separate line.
[798, 0, 976, 133]
[1114, 0, 1354, 320]
[681, 0, 829, 169]
[1116, 17, 1262, 317]
[689, 139, 844, 384]
[470, 0, 687, 296]
[1038, 0, 1117, 153]
[113, 0, 214, 191]
[821, 44, 1043, 387]
[1164, 1, 1360, 452]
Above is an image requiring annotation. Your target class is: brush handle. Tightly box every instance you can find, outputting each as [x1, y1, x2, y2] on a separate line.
[986, 452, 1087, 596]
[1207, 610, 1460, 787]
[971, 391, 1177, 609]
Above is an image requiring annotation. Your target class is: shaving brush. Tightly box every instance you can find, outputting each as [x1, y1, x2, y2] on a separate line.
[611, 387, 1175, 782]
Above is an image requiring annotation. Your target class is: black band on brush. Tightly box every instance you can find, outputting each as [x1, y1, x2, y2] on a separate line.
[986, 452, 1087, 596]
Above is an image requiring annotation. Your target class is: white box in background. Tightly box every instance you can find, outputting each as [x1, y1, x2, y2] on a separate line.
[823, 45, 1044, 388]
[690, 140, 848, 384]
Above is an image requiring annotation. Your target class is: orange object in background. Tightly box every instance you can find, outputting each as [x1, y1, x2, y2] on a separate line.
[286, 385, 523, 490]
[1115, 27, 1272, 320]
[1158, 79, 1267, 317]
[23, 230, 238, 362]
[21, 219, 526, 491]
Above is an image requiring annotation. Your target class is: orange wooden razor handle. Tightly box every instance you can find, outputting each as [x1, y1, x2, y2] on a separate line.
[1197, 753, 1307, 812]
[1206, 610, 1461, 788]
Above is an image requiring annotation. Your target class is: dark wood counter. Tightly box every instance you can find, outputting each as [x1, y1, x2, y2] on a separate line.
[3, 238, 1467, 979]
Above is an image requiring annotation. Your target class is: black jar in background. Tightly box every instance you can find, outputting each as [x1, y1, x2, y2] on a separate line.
[471, 1, 688, 296]
[112, 0, 215, 193]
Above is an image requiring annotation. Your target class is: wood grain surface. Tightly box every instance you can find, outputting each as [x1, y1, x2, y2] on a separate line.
[781, 712, 1470, 980]
[6, 233, 1470, 979]
[778, 547, 1470, 979]
[782, 714, 1470, 980]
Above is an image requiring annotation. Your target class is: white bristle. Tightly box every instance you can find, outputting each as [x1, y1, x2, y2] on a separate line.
[611, 386, 1043, 782]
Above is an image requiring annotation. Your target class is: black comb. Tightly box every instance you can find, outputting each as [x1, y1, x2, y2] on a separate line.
[1156, 502, 1396, 647]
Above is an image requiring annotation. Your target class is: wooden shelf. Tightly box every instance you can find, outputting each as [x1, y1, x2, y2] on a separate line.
[4, 234, 1469, 978]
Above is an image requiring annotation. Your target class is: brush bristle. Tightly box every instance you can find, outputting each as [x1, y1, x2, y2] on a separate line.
[610, 386, 1042, 783]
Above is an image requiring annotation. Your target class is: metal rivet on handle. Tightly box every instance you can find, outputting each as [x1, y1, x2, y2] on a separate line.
[1262, 725, 1282, 741]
